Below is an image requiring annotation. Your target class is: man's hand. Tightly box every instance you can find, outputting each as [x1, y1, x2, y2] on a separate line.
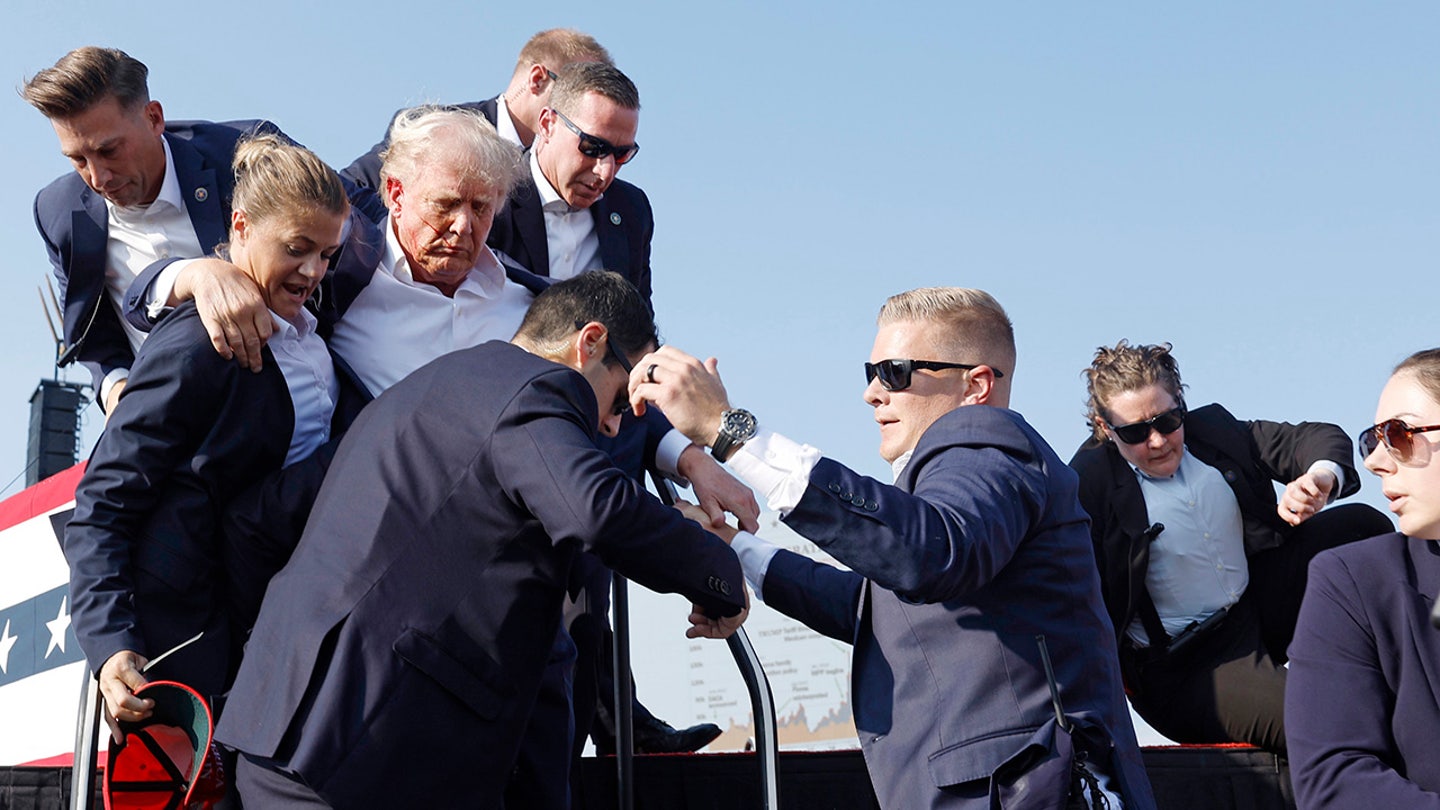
[628, 346, 731, 448]
[677, 446, 760, 532]
[686, 597, 749, 640]
[98, 650, 153, 743]
[1278, 468, 1337, 526]
[174, 258, 271, 372]
[675, 499, 742, 544]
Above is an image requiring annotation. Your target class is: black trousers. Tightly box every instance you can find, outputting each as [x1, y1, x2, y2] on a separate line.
[1125, 503, 1392, 753]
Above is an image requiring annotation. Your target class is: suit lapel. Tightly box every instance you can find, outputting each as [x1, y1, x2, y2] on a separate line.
[167, 132, 228, 255]
[510, 178, 550, 276]
[591, 197, 629, 275]
[58, 192, 111, 358]
[1103, 447, 1158, 632]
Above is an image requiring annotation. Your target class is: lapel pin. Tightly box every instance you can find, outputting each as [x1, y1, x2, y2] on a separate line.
[610, 212, 622, 226]
[194, 187, 209, 203]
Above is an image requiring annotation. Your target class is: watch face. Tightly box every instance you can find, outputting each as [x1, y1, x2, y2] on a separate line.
[723, 409, 757, 439]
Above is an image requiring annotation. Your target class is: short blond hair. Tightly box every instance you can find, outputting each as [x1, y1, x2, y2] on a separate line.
[513, 28, 612, 76]
[877, 287, 1016, 378]
[378, 106, 525, 200]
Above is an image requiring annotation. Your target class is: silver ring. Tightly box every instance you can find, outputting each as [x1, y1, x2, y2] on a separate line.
[646, 364, 658, 384]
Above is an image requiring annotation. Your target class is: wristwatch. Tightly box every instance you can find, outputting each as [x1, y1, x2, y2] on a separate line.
[711, 408, 758, 463]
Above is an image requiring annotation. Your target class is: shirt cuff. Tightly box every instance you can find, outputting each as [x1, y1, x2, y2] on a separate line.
[100, 368, 130, 412]
[729, 530, 781, 603]
[1308, 460, 1346, 503]
[727, 428, 822, 515]
[144, 259, 193, 322]
[655, 428, 692, 481]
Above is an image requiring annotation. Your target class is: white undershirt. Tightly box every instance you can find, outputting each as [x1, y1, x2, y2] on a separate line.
[102, 137, 205, 401]
[529, 152, 601, 281]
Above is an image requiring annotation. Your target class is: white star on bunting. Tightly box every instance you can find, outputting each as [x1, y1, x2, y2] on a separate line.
[45, 596, 71, 658]
[0, 619, 16, 675]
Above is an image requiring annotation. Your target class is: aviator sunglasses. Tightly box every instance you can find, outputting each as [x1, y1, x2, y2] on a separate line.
[864, 359, 1003, 392]
[1357, 419, 1440, 463]
[1107, 406, 1186, 445]
[552, 109, 641, 165]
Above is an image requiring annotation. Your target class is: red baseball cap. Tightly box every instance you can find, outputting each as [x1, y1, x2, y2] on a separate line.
[103, 681, 226, 810]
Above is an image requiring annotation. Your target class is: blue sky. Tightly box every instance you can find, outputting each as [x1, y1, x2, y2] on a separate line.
[1, 1, 1436, 519]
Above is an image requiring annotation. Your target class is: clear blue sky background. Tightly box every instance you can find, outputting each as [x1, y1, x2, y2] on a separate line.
[0, 1, 1436, 522]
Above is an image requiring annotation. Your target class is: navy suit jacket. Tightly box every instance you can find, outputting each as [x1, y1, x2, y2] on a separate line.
[488, 172, 655, 302]
[62, 303, 364, 702]
[216, 341, 745, 808]
[34, 122, 259, 394]
[759, 406, 1153, 810]
[1287, 533, 1440, 808]
[1069, 403, 1360, 648]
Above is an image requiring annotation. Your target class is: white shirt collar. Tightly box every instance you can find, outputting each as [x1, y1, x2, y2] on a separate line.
[493, 96, 524, 149]
[891, 450, 914, 482]
[268, 306, 319, 342]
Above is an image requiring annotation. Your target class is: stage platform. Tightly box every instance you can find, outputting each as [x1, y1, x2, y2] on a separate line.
[1, 746, 1292, 809]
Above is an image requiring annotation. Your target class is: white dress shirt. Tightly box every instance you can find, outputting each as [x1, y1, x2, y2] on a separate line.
[529, 153, 601, 281]
[327, 217, 535, 396]
[266, 308, 338, 467]
[723, 428, 823, 601]
[493, 96, 524, 148]
[102, 137, 205, 402]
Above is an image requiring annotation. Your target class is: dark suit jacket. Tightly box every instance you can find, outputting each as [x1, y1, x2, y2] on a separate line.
[33, 122, 261, 394]
[1286, 533, 1440, 808]
[1068, 403, 1359, 647]
[215, 341, 745, 808]
[62, 303, 363, 701]
[759, 406, 1154, 810]
[489, 173, 654, 302]
[341, 98, 500, 192]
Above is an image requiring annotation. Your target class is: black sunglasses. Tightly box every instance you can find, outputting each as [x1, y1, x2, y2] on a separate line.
[863, 359, 1003, 392]
[1107, 406, 1186, 445]
[1358, 419, 1440, 463]
[552, 109, 640, 165]
[603, 338, 634, 417]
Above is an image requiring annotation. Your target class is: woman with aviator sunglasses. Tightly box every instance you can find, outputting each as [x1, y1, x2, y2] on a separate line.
[1068, 341, 1390, 753]
[1287, 349, 1440, 808]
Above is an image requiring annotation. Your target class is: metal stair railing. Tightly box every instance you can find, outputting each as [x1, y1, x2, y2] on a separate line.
[603, 471, 778, 809]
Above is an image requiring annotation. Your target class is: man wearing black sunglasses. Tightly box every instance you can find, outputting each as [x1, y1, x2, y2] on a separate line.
[1069, 340, 1392, 754]
[631, 288, 1156, 809]
[487, 61, 654, 302]
[343, 28, 613, 189]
